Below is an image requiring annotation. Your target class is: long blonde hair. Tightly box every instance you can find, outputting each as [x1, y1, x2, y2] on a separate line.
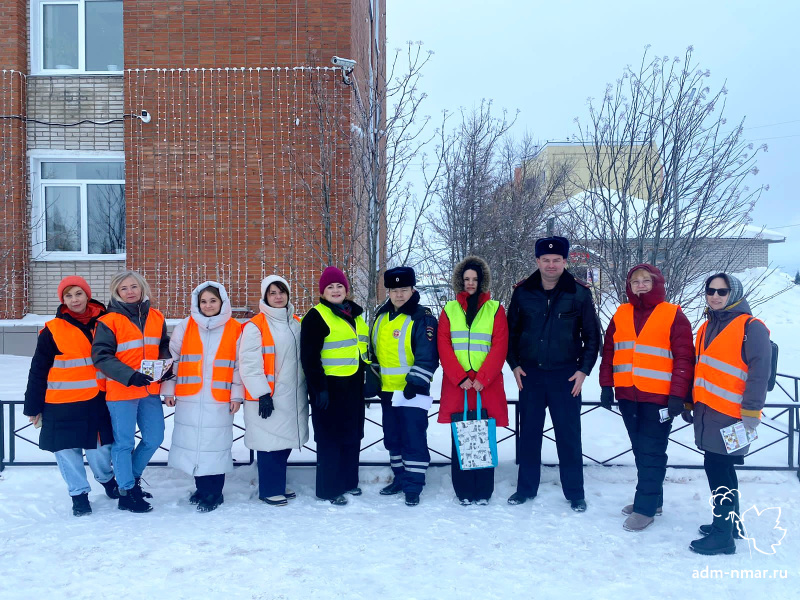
[109, 270, 152, 303]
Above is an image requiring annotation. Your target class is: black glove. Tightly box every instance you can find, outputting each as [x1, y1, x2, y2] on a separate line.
[667, 395, 684, 418]
[600, 386, 614, 410]
[315, 390, 330, 411]
[129, 372, 154, 388]
[258, 393, 274, 419]
[403, 385, 417, 400]
[681, 409, 694, 424]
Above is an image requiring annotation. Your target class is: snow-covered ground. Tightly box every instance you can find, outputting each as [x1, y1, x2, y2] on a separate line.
[2, 268, 799, 598]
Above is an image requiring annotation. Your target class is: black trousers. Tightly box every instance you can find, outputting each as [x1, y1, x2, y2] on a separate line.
[315, 438, 361, 500]
[703, 451, 742, 536]
[194, 474, 225, 498]
[618, 399, 672, 517]
[257, 449, 292, 498]
[516, 365, 584, 501]
[450, 435, 494, 501]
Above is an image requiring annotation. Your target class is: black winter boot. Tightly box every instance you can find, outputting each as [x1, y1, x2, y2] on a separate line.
[118, 487, 153, 513]
[134, 477, 153, 499]
[405, 492, 420, 506]
[72, 493, 92, 517]
[197, 493, 224, 512]
[189, 490, 202, 505]
[380, 479, 403, 496]
[100, 477, 120, 499]
[699, 494, 744, 539]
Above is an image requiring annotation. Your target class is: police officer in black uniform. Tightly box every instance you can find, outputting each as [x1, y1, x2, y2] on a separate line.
[506, 237, 600, 511]
[370, 267, 439, 506]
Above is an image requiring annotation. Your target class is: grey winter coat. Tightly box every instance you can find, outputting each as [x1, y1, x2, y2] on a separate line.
[160, 282, 244, 476]
[693, 298, 771, 457]
[239, 275, 309, 452]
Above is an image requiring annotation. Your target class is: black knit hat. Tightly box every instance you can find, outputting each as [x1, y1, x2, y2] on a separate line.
[535, 236, 570, 258]
[384, 266, 416, 289]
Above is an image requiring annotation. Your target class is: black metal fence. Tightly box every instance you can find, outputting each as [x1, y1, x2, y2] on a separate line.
[3, 373, 799, 480]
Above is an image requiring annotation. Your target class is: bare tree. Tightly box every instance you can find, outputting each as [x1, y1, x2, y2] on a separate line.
[561, 46, 768, 320]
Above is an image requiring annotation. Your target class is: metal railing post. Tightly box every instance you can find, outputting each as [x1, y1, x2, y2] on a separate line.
[9, 403, 15, 464]
[0, 402, 5, 472]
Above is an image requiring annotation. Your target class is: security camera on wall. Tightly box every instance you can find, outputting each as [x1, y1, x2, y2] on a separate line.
[331, 56, 357, 70]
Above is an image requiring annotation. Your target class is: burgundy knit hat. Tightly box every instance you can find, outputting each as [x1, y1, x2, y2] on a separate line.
[319, 266, 349, 294]
[57, 276, 92, 303]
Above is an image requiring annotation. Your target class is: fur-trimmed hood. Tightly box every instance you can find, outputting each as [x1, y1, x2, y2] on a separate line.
[451, 255, 491, 294]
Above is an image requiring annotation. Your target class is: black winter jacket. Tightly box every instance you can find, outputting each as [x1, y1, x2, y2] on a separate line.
[23, 300, 114, 452]
[92, 297, 171, 386]
[507, 269, 600, 374]
[370, 291, 439, 396]
[300, 299, 367, 443]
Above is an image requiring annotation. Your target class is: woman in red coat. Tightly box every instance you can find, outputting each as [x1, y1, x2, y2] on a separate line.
[437, 255, 509, 505]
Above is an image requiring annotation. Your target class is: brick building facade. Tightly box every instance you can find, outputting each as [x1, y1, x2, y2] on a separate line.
[0, 0, 385, 318]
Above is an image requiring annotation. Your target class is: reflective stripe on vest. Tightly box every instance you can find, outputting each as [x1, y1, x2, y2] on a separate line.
[174, 317, 241, 402]
[443, 299, 499, 372]
[243, 313, 278, 401]
[44, 319, 102, 404]
[313, 303, 370, 377]
[611, 302, 678, 395]
[98, 309, 165, 401]
[693, 314, 763, 419]
[372, 312, 414, 392]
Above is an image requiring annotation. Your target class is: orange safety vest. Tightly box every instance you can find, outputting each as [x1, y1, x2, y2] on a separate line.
[694, 314, 764, 419]
[44, 319, 103, 404]
[174, 317, 242, 403]
[98, 309, 166, 401]
[242, 313, 301, 401]
[611, 302, 678, 395]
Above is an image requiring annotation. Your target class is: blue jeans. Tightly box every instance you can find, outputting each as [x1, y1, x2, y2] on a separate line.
[54, 442, 114, 496]
[257, 449, 292, 498]
[107, 395, 165, 491]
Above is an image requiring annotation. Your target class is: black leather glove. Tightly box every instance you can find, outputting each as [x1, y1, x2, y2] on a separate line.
[315, 390, 330, 410]
[681, 409, 694, 424]
[600, 386, 614, 410]
[258, 393, 274, 419]
[403, 385, 417, 400]
[667, 395, 684, 418]
[129, 372, 154, 388]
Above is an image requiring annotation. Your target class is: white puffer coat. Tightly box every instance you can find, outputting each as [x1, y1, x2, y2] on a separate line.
[239, 275, 309, 452]
[161, 281, 244, 477]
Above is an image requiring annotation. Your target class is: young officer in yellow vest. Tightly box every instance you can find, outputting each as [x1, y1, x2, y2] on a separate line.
[371, 266, 438, 506]
[160, 281, 244, 512]
[685, 273, 771, 556]
[300, 267, 370, 505]
[92, 270, 171, 513]
[23, 276, 119, 517]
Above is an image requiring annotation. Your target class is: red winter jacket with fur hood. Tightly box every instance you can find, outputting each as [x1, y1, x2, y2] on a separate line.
[599, 263, 694, 405]
[437, 256, 509, 426]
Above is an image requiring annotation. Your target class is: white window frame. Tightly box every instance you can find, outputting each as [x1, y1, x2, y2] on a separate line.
[30, 150, 126, 261]
[31, 0, 124, 76]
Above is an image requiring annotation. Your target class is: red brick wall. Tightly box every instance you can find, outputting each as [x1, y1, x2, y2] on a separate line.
[123, 1, 370, 316]
[0, 0, 28, 318]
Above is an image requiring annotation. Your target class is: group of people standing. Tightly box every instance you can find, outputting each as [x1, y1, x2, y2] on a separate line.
[23, 235, 770, 556]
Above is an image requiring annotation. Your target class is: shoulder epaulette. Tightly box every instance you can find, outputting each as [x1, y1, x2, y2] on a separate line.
[574, 278, 591, 289]
[512, 279, 526, 289]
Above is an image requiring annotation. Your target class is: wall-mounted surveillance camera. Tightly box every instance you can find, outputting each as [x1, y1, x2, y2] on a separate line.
[331, 56, 357, 70]
[140, 110, 151, 124]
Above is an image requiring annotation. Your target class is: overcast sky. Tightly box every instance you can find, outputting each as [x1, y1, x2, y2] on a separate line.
[386, 0, 800, 273]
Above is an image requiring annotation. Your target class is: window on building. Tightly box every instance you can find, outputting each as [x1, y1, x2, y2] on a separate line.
[32, 0, 123, 74]
[32, 158, 126, 260]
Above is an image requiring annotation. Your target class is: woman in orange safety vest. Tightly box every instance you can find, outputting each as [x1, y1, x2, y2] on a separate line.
[161, 281, 244, 512]
[92, 270, 171, 513]
[23, 276, 119, 517]
[685, 273, 771, 556]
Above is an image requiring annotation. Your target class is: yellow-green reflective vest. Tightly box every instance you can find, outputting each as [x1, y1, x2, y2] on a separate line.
[372, 312, 415, 391]
[312, 303, 370, 376]
[443, 299, 499, 372]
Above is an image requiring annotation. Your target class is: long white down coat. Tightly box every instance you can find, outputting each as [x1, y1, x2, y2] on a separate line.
[239, 275, 309, 452]
[161, 282, 244, 476]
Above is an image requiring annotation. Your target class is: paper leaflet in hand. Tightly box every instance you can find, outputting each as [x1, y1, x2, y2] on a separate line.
[390, 390, 434, 411]
[140, 358, 173, 381]
[720, 421, 758, 453]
